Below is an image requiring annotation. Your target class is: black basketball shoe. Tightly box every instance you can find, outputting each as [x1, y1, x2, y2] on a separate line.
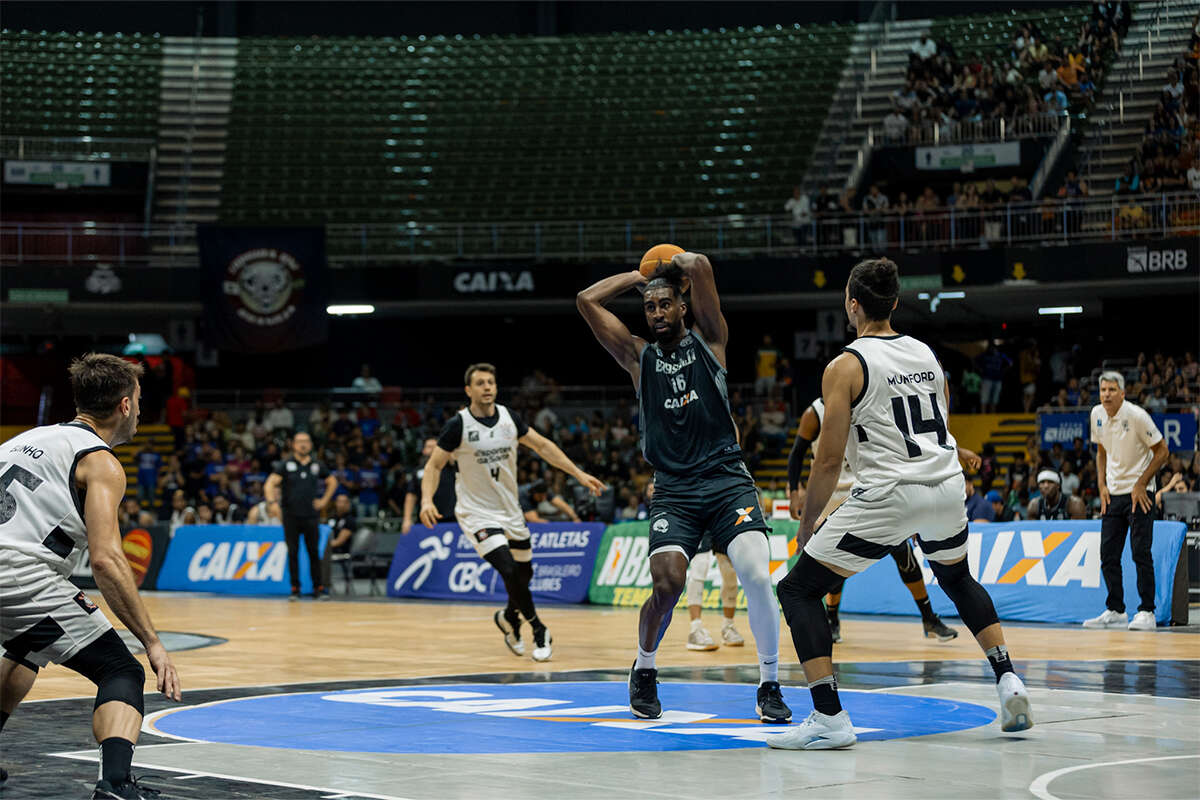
[756, 681, 792, 724]
[629, 662, 662, 719]
[92, 774, 161, 799]
[923, 615, 958, 642]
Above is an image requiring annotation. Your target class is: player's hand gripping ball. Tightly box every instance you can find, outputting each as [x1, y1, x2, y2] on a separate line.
[639, 243, 690, 293]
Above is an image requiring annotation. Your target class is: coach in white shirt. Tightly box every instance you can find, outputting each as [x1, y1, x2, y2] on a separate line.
[1084, 371, 1168, 631]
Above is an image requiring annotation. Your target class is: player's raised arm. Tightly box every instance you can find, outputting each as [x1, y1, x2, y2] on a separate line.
[576, 270, 649, 383]
[671, 252, 728, 351]
[797, 355, 858, 547]
[519, 428, 606, 496]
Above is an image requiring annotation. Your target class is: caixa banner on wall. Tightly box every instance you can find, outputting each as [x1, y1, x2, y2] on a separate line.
[839, 521, 1187, 625]
[386, 522, 605, 603]
[156, 525, 330, 595]
[1039, 412, 1196, 451]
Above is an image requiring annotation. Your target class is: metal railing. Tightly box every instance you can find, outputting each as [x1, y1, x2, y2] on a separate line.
[2, 192, 1196, 267]
[872, 112, 1067, 148]
[0, 136, 156, 162]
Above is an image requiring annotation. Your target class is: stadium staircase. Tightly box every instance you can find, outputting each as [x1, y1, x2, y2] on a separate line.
[1076, 0, 1196, 196]
[803, 17, 931, 192]
[113, 424, 176, 504]
[153, 36, 236, 230]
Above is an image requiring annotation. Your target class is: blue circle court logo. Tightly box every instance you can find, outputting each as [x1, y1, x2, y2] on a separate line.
[148, 682, 995, 753]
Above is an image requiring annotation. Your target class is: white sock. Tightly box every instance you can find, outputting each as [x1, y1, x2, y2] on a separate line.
[635, 646, 657, 670]
[759, 653, 779, 684]
[689, 618, 704, 631]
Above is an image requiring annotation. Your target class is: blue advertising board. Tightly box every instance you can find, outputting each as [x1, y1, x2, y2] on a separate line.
[387, 522, 605, 604]
[1039, 411, 1196, 452]
[838, 521, 1187, 625]
[156, 525, 330, 595]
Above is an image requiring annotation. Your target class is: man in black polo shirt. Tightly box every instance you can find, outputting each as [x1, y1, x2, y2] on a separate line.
[265, 432, 337, 600]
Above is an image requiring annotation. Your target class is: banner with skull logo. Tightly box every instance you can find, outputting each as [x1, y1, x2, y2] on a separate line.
[199, 226, 329, 352]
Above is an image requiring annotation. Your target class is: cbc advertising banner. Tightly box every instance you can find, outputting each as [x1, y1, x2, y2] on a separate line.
[590, 520, 1187, 625]
[386, 522, 605, 603]
[1039, 412, 1196, 451]
[156, 524, 330, 595]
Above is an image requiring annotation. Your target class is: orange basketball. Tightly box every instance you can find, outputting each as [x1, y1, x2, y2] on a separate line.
[638, 243, 684, 278]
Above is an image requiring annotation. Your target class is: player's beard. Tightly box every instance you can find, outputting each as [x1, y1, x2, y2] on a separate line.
[652, 319, 684, 344]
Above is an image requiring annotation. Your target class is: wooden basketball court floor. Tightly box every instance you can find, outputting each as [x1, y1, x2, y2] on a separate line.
[5, 593, 1198, 799]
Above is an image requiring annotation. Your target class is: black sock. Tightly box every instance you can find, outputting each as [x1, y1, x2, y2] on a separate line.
[99, 737, 134, 786]
[1, 709, 8, 732]
[808, 675, 842, 716]
[915, 596, 936, 622]
[529, 615, 546, 634]
[825, 603, 839, 624]
[985, 645, 1014, 683]
[504, 606, 521, 628]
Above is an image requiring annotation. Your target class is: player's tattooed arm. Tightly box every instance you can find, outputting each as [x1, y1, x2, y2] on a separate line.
[671, 252, 728, 353]
[577, 271, 650, 384]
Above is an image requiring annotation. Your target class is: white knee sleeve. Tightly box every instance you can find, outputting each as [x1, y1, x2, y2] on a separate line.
[716, 553, 739, 610]
[725, 532, 780, 682]
[686, 550, 713, 607]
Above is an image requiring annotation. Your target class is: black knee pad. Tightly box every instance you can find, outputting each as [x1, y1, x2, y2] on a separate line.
[929, 558, 999, 636]
[483, 545, 520, 584]
[891, 540, 924, 585]
[62, 630, 145, 716]
[778, 553, 843, 662]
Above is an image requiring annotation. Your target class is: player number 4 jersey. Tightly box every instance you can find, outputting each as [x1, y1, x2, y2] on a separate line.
[450, 405, 527, 535]
[0, 422, 114, 575]
[841, 335, 961, 490]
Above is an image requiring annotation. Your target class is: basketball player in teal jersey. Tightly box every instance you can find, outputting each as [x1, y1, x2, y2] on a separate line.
[577, 252, 790, 723]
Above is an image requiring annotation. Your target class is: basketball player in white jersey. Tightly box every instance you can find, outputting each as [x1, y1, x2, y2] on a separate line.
[787, 397, 959, 643]
[770, 259, 1032, 750]
[419, 363, 605, 662]
[0, 354, 182, 799]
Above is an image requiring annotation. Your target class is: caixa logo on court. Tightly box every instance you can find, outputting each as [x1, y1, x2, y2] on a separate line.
[1126, 246, 1189, 274]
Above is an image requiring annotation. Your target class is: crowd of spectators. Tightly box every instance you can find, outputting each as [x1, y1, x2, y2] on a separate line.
[128, 367, 797, 532]
[883, 11, 1121, 148]
[952, 342, 1200, 416]
[1121, 14, 1200, 198]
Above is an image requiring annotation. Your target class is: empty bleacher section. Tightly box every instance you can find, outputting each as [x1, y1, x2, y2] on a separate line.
[0, 30, 162, 139]
[218, 26, 852, 227]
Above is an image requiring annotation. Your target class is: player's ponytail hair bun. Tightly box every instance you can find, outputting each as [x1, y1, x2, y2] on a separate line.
[646, 262, 687, 298]
[848, 258, 900, 321]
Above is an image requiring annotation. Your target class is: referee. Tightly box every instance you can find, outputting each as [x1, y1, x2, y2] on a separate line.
[264, 432, 338, 600]
[1084, 371, 1168, 631]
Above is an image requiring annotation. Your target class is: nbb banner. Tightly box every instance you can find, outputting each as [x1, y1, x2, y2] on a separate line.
[588, 520, 799, 609]
[589, 520, 1187, 625]
[1039, 411, 1196, 451]
[386, 522, 605, 603]
[156, 525, 330, 595]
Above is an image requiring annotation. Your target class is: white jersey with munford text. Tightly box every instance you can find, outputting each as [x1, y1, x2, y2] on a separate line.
[0, 422, 113, 575]
[810, 397, 856, 494]
[451, 405, 528, 535]
[841, 335, 961, 490]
